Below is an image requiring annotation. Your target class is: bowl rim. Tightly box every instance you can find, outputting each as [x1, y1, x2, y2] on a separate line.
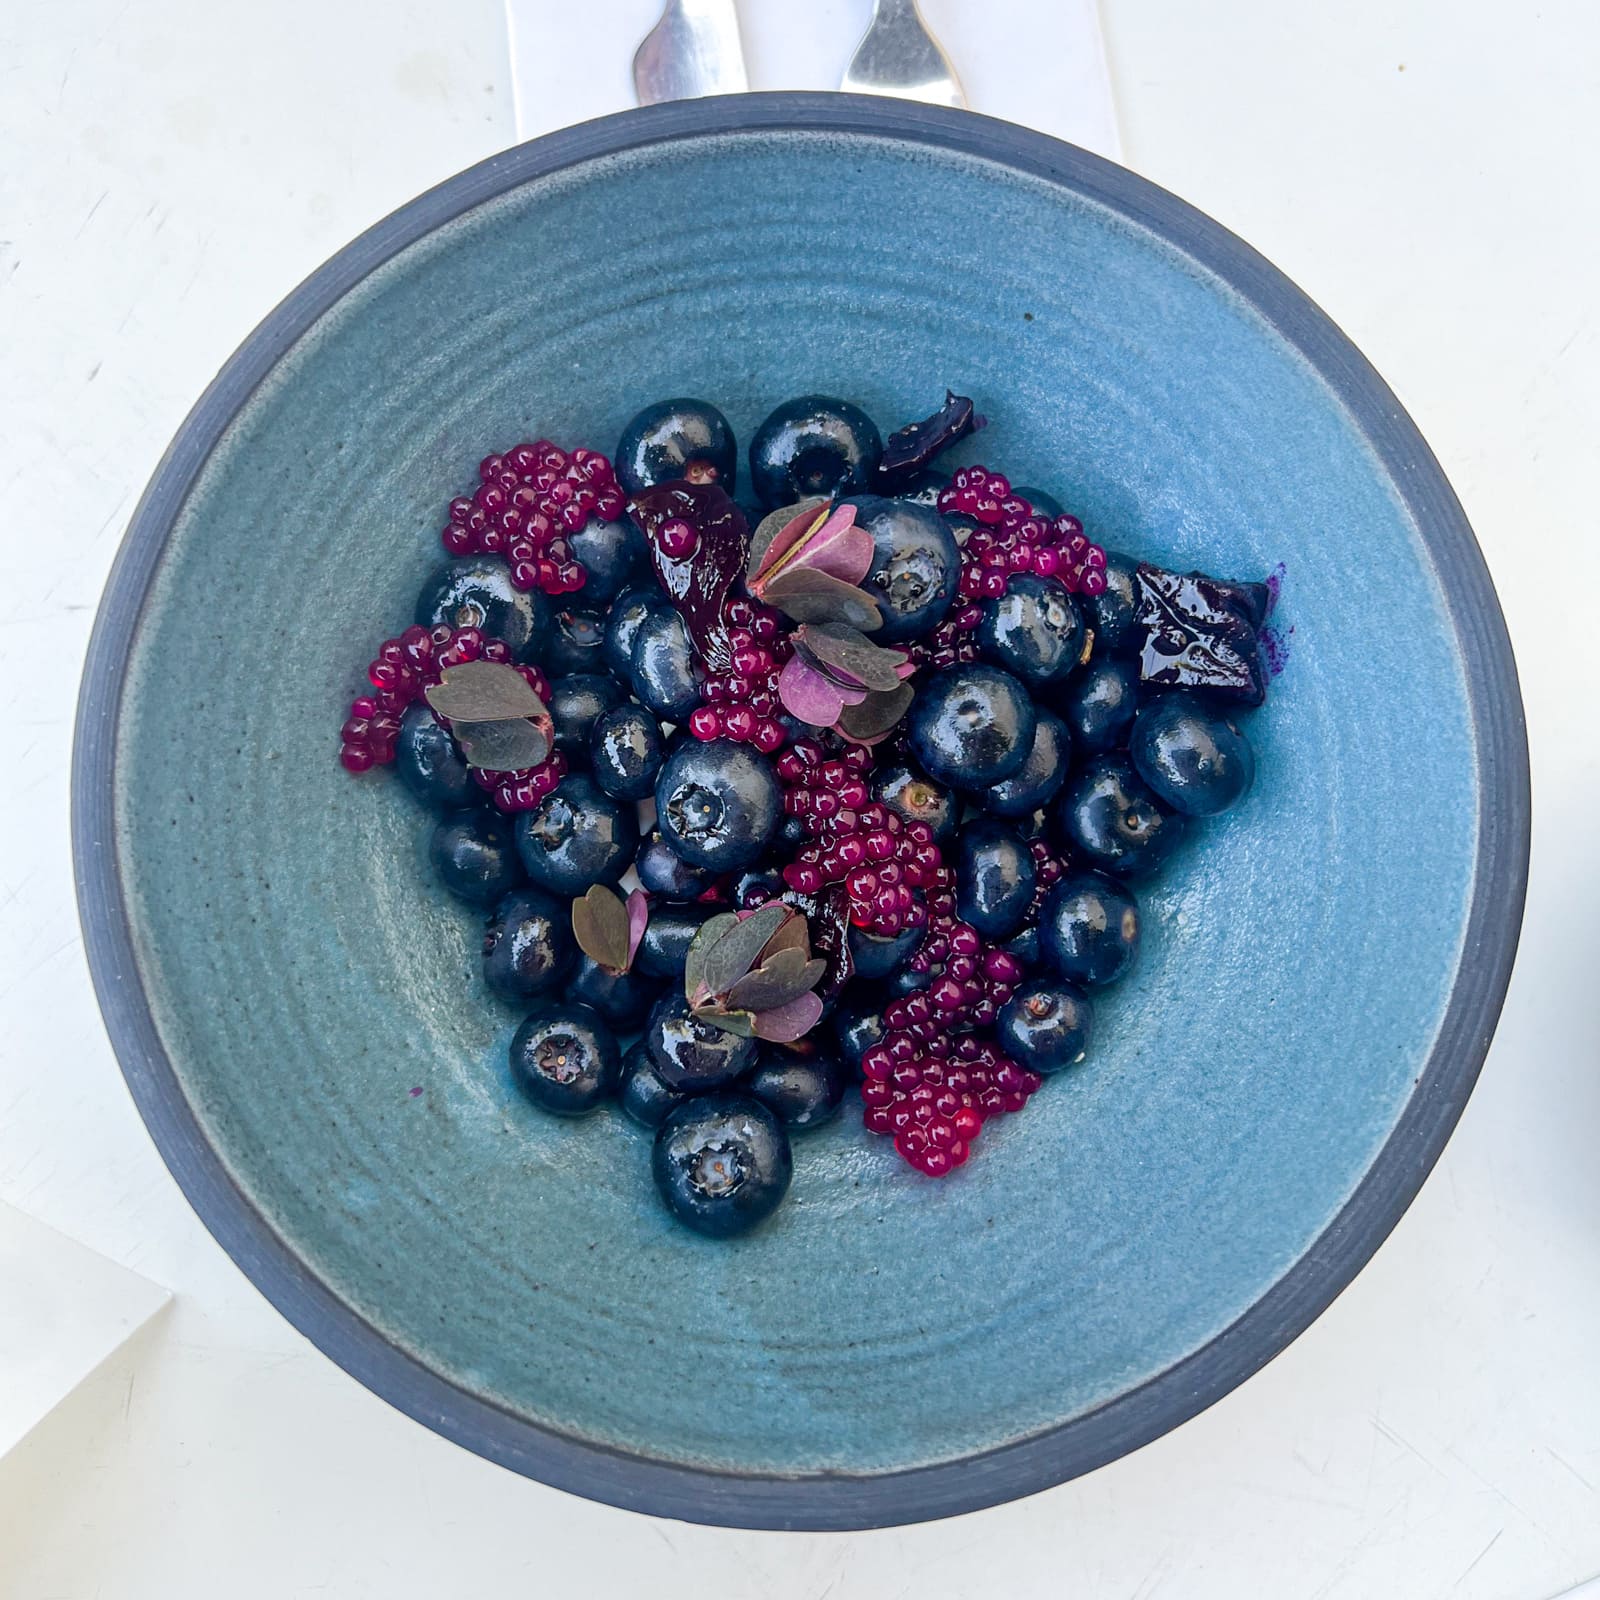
[71, 91, 1530, 1531]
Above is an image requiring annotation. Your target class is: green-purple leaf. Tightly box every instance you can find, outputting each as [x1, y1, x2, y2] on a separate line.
[450, 716, 552, 771]
[723, 950, 826, 1014]
[751, 992, 825, 1043]
[424, 660, 545, 723]
[795, 622, 909, 693]
[701, 902, 791, 1001]
[835, 681, 915, 744]
[760, 567, 883, 631]
[684, 912, 739, 1006]
[571, 885, 631, 973]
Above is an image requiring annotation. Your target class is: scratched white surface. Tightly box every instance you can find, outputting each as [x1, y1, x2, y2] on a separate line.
[1, 1, 1597, 1596]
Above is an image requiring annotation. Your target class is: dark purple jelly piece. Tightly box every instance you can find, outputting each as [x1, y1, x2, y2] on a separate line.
[1134, 564, 1269, 706]
[628, 482, 750, 672]
[781, 881, 855, 1003]
[873, 391, 978, 489]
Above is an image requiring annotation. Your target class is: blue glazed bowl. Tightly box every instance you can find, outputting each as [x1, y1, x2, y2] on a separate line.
[73, 96, 1528, 1529]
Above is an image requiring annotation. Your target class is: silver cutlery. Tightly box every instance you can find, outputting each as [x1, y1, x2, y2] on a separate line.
[633, 0, 750, 105]
[841, 0, 966, 109]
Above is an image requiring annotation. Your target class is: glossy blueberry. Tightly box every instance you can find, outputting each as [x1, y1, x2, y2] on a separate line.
[851, 495, 961, 643]
[977, 574, 1086, 685]
[644, 992, 759, 1091]
[906, 664, 1037, 789]
[414, 557, 549, 661]
[652, 1093, 793, 1238]
[832, 995, 887, 1076]
[872, 761, 958, 845]
[980, 711, 1071, 818]
[394, 703, 478, 811]
[1057, 657, 1140, 755]
[542, 607, 609, 678]
[428, 809, 522, 905]
[567, 953, 658, 1031]
[603, 582, 666, 680]
[634, 831, 719, 900]
[635, 904, 720, 981]
[1003, 923, 1042, 968]
[618, 1038, 690, 1129]
[1055, 756, 1186, 878]
[513, 773, 637, 895]
[954, 819, 1037, 941]
[482, 887, 575, 1001]
[1130, 696, 1256, 817]
[745, 1045, 847, 1131]
[568, 514, 647, 605]
[509, 1002, 620, 1116]
[732, 867, 785, 908]
[629, 606, 704, 721]
[1012, 485, 1065, 517]
[654, 738, 780, 873]
[547, 673, 626, 764]
[748, 394, 883, 508]
[616, 397, 738, 495]
[589, 704, 664, 802]
[1041, 874, 1141, 988]
[1085, 549, 1141, 657]
[996, 980, 1093, 1076]
[847, 922, 926, 981]
[895, 469, 950, 509]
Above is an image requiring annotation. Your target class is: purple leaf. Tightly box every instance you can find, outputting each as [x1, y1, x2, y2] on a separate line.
[625, 889, 650, 971]
[751, 991, 825, 1043]
[629, 482, 750, 672]
[793, 505, 874, 586]
[778, 652, 868, 727]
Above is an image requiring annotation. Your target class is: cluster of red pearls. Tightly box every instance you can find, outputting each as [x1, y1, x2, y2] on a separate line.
[915, 468, 1109, 668]
[687, 598, 789, 754]
[440, 441, 626, 596]
[775, 741, 941, 938]
[859, 885, 1039, 1176]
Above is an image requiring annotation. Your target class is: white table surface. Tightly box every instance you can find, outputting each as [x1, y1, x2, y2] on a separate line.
[2, 1, 1597, 1595]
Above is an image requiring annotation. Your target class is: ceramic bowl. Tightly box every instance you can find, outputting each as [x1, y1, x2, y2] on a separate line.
[73, 95, 1528, 1529]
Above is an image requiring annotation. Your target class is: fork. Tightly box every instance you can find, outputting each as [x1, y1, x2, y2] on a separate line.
[841, 0, 967, 109]
[632, 0, 750, 104]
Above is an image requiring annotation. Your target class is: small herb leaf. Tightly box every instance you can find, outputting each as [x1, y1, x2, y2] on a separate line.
[684, 912, 739, 1006]
[751, 992, 825, 1043]
[835, 681, 915, 744]
[747, 498, 830, 584]
[760, 567, 883, 631]
[424, 660, 545, 723]
[758, 909, 811, 964]
[701, 902, 791, 1001]
[796, 623, 908, 692]
[724, 949, 825, 1014]
[571, 885, 631, 974]
[693, 1005, 756, 1038]
[451, 717, 552, 771]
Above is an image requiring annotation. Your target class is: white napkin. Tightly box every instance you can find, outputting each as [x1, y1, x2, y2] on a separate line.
[506, 0, 1121, 159]
[0, 1201, 170, 1456]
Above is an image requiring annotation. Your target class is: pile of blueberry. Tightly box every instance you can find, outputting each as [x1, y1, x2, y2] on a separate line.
[338, 391, 1275, 1238]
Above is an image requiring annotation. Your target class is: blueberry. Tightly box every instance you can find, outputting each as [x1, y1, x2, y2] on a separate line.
[1003, 923, 1042, 968]
[1012, 485, 1065, 517]
[634, 831, 719, 900]
[851, 495, 961, 643]
[428, 810, 523, 905]
[635, 904, 720, 981]
[896, 470, 950, 509]
[732, 867, 785, 908]
[1041, 874, 1141, 987]
[1130, 696, 1256, 817]
[603, 582, 666, 679]
[414, 557, 549, 660]
[832, 995, 887, 1075]
[906, 664, 1036, 789]
[954, 818, 1037, 940]
[509, 1002, 620, 1116]
[644, 992, 759, 1091]
[542, 607, 609, 678]
[996, 980, 1093, 1076]
[980, 711, 1071, 817]
[883, 965, 933, 998]
[547, 673, 627, 763]
[977, 575, 1086, 685]
[514, 773, 637, 894]
[872, 761, 959, 845]
[568, 514, 647, 605]
[652, 1094, 793, 1238]
[1055, 756, 1186, 878]
[749, 395, 882, 508]
[1085, 549, 1141, 657]
[745, 1045, 847, 1130]
[848, 922, 925, 980]
[566, 954, 657, 1031]
[616, 398, 738, 495]
[483, 887, 575, 1001]
[618, 1038, 691, 1129]
[1057, 657, 1140, 755]
[629, 607, 704, 721]
[589, 704, 664, 801]
[654, 738, 780, 873]
[395, 703, 478, 811]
